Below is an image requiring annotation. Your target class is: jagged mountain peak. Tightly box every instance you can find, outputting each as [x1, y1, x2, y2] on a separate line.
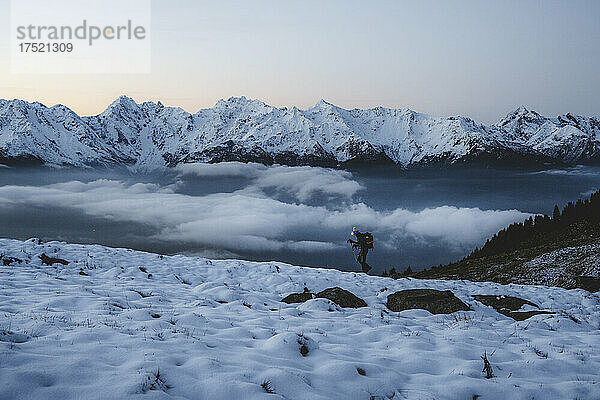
[212, 96, 274, 114]
[515, 105, 529, 114]
[314, 99, 334, 107]
[0, 98, 44, 112]
[215, 96, 260, 106]
[49, 103, 75, 112]
[216, 95, 248, 105]
[309, 99, 346, 114]
[111, 95, 139, 108]
[100, 95, 142, 117]
[99, 97, 191, 121]
[497, 106, 544, 127]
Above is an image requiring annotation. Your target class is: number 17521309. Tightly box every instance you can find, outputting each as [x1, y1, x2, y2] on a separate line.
[19, 42, 73, 52]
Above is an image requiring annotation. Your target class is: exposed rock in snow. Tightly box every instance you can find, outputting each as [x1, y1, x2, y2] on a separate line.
[472, 295, 554, 321]
[315, 286, 367, 308]
[1, 97, 598, 168]
[386, 289, 471, 314]
[473, 294, 539, 311]
[281, 290, 314, 304]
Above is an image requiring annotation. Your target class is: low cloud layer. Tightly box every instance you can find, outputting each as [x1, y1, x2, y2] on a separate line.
[177, 162, 363, 201]
[0, 166, 531, 258]
[529, 166, 599, 177]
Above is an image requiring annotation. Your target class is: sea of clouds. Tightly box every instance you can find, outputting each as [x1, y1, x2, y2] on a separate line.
[0, 163, 531, 263]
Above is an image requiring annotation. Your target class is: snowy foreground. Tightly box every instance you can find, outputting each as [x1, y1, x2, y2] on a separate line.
[1, 238, 599, 400]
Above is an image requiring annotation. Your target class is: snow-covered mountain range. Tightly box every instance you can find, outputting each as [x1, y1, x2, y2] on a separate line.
[1, 96, 599, 168]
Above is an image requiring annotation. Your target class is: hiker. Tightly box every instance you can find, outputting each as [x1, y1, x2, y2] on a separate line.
[347, 226, 373, 273]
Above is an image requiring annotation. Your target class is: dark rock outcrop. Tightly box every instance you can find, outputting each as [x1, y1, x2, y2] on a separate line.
[575, 276, 600, 293]
[504, 310, 554, 321]
[473, 295, 538, 311]
[281, 291, 314, 304]
[316, 287, 367, 308]
[473, 295, 554, 320]
[386, 289, 470, 314]
[1, 256, 22, 266]
[39, 253, 69, 266]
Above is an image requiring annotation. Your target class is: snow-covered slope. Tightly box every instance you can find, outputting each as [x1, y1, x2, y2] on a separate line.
[1, 97, 599, 168]
[476, 241, 600, 290]
[1, 238, 599, 399]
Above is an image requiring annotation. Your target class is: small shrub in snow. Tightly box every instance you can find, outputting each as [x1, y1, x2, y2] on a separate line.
[140, 368, 171, 392]
[261, 380, 275, 394]
[174, 274, 191, 285]
[481, 352, 494, 379]
[132, 289, 153, 298]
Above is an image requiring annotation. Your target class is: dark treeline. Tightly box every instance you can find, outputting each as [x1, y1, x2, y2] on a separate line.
[382, 265, 412, 278]
[468, 189, 600, 259]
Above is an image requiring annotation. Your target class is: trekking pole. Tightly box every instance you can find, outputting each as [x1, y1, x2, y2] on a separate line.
[350, 244, 360, 268]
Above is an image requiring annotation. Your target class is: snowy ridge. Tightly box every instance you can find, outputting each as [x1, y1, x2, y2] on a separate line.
[497, 106, 600, 164]
[1, 97, 599, 168]
[1, 238, 599, 399]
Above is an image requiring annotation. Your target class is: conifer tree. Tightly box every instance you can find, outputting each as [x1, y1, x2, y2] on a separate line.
[552, 204, 561, 221]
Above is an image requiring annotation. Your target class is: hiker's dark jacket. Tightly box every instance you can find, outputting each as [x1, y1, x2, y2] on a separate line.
[348, 232, 371, 250]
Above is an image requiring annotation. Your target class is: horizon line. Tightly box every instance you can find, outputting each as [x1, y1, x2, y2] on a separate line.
[1, 95, 597, 123]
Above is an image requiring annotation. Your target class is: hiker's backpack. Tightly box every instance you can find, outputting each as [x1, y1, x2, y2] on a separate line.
[363, 232, 374, 249]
